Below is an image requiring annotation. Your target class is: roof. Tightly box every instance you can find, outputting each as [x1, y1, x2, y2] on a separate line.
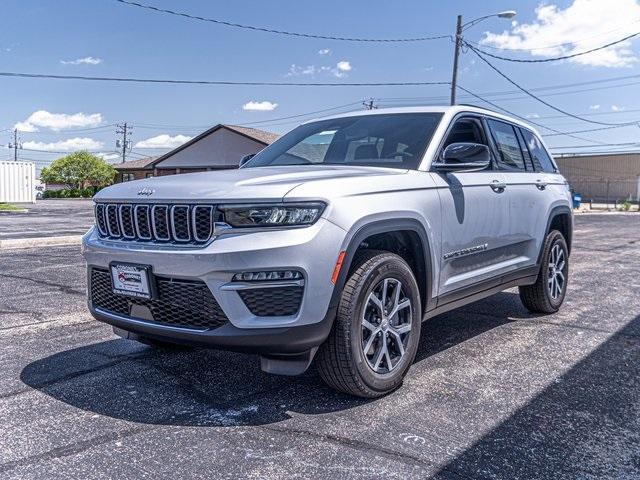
[150, 124, 279, 168]
[114, 156, 158, 171]
[308, 105, 536, 131]
[224, 125, 280, 145]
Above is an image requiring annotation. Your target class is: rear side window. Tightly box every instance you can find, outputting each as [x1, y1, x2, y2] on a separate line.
[486, 119, 525, 171]
[520, 129, 556, 172]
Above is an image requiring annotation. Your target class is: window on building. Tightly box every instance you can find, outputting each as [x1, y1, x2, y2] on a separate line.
[122, 173, 135, 182]
[487, 119, 526, 171]
[520, 129, 556, 173]
[145, 173, 154, 178]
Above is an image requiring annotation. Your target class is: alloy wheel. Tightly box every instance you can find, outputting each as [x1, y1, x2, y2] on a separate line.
[361, 278, 412, 374]
[548, 243, 566, 300]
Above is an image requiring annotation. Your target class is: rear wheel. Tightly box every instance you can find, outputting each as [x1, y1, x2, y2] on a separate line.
[519, 230, 569, 313]
[317, 251, 421, 398]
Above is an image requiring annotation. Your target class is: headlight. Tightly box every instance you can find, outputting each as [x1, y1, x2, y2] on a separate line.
[219, 203, 325, 228]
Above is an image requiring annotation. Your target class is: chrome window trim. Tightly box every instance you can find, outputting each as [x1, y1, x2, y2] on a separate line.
[170, 205, 191, 242]
[133, 205, 152, 240]
[151, 205, 171, 241]
[118, 205, 136, 239]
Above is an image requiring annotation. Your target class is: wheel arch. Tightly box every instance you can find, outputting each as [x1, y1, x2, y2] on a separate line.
[330, 218, 435, 315]
[539, 205, 573, 264]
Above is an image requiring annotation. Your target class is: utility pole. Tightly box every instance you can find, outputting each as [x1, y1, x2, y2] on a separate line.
[8, 128, 22, 161]
[363, 98, 376, 110]
[449, 11, 516, 106]
[116, 123, 132, 163]
[450, 15, 463, 106]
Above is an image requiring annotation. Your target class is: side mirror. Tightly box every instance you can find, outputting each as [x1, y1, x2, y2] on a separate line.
[239, 153, 255, 167]
[434, 142, 490, 172]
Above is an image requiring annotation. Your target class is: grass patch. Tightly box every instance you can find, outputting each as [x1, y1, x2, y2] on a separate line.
[0, 203, 24, 211]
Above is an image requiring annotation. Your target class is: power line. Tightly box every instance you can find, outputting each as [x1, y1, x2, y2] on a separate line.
[465, 44, 639, 127]
[542, 124, 639, 137]
[464, 30, 640, 63]
[114, 0, 450, 43]
[465, 18, 640, 52]
[0, 71, 450, 87]
[455, 85, 609, 145]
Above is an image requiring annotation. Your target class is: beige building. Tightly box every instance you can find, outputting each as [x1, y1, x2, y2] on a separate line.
[554, 152, 640, 202]
[114, 124, 279, 182]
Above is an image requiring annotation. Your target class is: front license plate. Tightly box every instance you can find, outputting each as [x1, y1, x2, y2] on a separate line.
[110, 263, 152, 299]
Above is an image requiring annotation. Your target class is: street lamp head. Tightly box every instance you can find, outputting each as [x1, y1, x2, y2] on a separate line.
[497, 10, 517, 19]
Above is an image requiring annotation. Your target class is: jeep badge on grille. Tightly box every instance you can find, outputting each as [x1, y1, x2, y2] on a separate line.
[137, 187, 155, 196]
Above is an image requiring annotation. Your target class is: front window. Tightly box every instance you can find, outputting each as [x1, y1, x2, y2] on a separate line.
[245, 113, 443, 170]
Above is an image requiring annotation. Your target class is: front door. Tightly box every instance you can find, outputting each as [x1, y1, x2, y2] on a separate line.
[430, 116, 512, 297]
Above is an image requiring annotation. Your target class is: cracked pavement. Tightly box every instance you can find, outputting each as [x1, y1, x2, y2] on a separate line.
[0, 214, 638, 479]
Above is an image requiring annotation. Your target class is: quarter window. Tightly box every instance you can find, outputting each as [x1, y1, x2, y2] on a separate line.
[520, 129, 556, 172]
[487, 119, 526, 171]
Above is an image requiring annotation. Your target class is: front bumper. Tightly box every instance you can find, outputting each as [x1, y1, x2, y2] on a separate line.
[82, 218, 346, 353]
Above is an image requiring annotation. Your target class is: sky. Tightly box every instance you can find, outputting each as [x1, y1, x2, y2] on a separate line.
[2, 0, 640, 172]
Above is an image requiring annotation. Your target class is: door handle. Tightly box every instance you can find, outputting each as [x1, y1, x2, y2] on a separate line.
[535, 179, 547, 190]
[490, 179, 506, 192]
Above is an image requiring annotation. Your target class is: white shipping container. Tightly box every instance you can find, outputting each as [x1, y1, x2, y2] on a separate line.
[0, 161, 36, 203]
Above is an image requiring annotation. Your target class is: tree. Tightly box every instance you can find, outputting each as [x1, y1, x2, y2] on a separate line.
[40, 151, 116, 189]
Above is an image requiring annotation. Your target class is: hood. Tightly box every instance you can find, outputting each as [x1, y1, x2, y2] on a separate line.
[95, 165, 407, 203]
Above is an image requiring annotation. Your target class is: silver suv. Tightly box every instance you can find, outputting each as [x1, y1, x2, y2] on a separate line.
[83, 106, 573, 397]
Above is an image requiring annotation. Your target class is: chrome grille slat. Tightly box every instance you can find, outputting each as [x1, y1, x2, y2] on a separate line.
[95, 204, 108, 236]
[106, 204, 121, 237]
[170, 205, 191, 242]
[192, 206, 214, 242]
[134, 205, 152, 240]
[95, 203, 215, 245]
[152, 205, 170, 241]
[119, 205, 136, 239]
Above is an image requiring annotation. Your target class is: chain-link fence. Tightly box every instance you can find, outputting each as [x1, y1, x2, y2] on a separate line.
[568, 176, 639, 210]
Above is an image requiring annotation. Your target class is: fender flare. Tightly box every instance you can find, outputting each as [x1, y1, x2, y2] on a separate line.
[537, 205, 573, 265]
[328, 218, 435, 313]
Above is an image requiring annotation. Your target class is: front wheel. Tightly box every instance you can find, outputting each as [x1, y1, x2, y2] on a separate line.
[519, 230, 569, 313]
[316, 251, 422, 398]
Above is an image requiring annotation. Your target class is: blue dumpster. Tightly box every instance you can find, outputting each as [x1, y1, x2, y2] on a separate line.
[573, 193, 582, 209]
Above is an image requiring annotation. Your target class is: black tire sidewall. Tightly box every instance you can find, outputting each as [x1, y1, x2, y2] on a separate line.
[345, 254, 421, 394]
[543, 232, 569, 310]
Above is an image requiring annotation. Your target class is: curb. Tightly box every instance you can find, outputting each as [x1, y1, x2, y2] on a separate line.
[0, 235, 82, 250]
[0, 209, 28, 214]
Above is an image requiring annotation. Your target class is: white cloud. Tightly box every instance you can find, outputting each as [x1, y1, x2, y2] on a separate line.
[60, 56, 102, 65]
[134, 134, 192, 149]
[23, 138, 104, 151]
[481, 0, 640, 67]
[14, 110, 103, 132]
[336, 60, 352, 72]
[242, 100, 278, 111]
[611, 104, 624, 111]
[318, 48, 331, 55]
[526, 113, 540, 118]
[589, 104, 601, 110]
[287, 60, 353, 78]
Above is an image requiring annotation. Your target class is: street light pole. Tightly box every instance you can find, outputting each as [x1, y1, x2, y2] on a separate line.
[450, 15, 463, 106]
[449, 10, 516, 106]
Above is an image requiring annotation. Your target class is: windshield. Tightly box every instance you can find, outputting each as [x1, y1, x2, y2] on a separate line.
[244, 113, 443, 170]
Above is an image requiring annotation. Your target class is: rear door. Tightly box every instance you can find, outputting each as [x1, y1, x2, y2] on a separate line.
[431, 115, 511, 297]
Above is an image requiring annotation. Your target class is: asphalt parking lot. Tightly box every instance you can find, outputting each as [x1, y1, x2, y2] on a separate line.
[0, 199, 94, 239]
[0, 214, 638, 479]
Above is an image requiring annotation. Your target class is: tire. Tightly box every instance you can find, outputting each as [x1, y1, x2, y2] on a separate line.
[519, 230, 569, 314]
[316, 250, 422, 398]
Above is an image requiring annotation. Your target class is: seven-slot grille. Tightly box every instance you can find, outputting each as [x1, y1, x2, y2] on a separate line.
[95, 203, 217, 244]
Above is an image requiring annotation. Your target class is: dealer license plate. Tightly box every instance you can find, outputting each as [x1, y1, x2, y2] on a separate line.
[110, 263, 152, 299]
